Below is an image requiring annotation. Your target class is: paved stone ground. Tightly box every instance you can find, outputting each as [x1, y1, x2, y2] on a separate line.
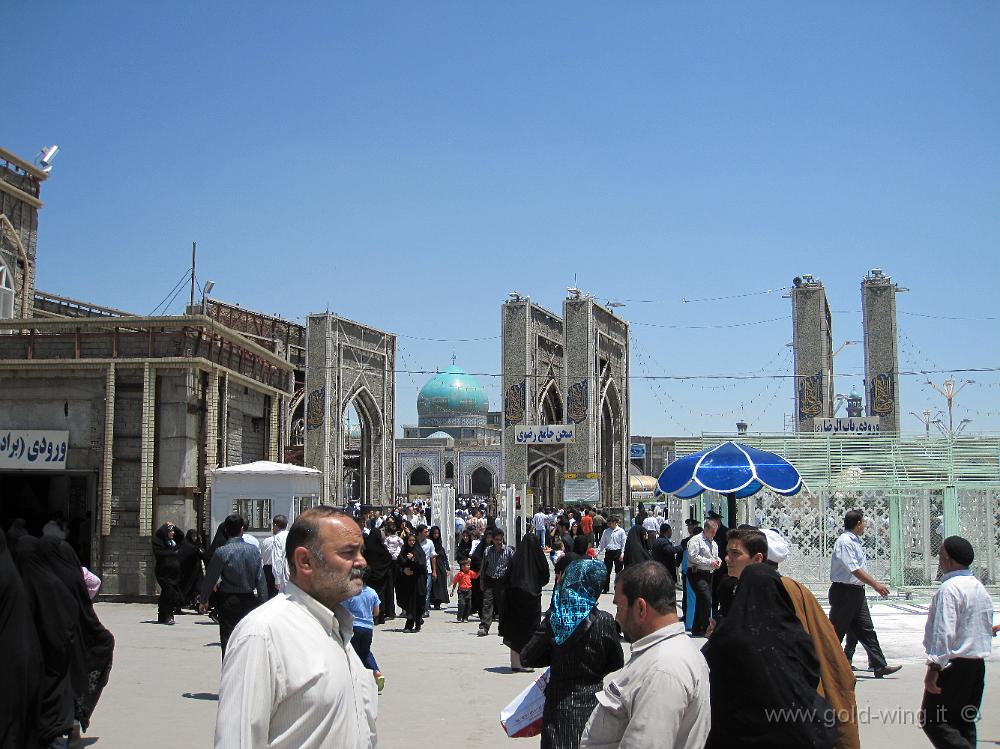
[82, 593, 999, 748]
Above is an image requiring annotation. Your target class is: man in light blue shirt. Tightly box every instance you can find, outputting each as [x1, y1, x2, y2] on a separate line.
[827, 509, 900, 678]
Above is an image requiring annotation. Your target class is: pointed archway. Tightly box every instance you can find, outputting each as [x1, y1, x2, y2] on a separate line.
[342, 386, 383, 504]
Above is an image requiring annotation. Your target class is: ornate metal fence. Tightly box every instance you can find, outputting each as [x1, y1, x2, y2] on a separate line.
[673, 434, 1000, 588]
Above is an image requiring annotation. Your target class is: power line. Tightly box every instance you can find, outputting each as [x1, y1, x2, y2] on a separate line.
[632, 315, 790, 330]
[376, 366, 1000, 381]
[149, 269, 193, 316]
[900, 311, 997, 322]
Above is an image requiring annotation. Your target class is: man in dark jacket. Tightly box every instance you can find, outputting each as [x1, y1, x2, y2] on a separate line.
[650, 523, 679, 582]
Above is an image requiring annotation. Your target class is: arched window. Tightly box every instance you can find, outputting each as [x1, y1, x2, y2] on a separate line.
[0, 261, 13, 319]
[445, 461, 454, 480]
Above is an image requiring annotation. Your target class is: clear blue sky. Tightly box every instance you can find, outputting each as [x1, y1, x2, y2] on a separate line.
[7, 2, 999, 435]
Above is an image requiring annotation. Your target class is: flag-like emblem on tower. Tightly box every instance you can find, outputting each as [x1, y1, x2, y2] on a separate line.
[504, 380, 526, 427]
[870, 370, 895, 415]
[306, 387, 325, 430]
[566, 379, 588, 424]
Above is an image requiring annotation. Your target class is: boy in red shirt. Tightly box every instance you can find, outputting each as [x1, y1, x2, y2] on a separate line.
[451, 557, 479, 622]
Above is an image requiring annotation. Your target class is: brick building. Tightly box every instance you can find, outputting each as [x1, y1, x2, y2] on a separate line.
[0, 147, 293, 597]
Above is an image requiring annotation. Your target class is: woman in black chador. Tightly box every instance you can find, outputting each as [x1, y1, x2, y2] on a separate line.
[151, 523, 183, 624]
[363, 528, 394, 625]
[456, 529, 473, 562]
[397, 534, 427, 632]
[0, 527, 42, 748]
[15, 536, 78, 747]
[178, 529, 209, 610]
[520, 559, 624, 749]
[428, 526, 451, 610]
[501, 532, 550, 671]
[701, 563, 837, 749]
[39, 536, 115, 738]
[622, 522, 651, 567]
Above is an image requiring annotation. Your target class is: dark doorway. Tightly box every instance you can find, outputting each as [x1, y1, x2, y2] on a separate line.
[470, 466, 494, 496]
[409, 467, 431, 492]
[0, 471, 95, 567]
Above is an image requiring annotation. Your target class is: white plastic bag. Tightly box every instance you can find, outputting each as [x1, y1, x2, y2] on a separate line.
[500, 667, 550, 738]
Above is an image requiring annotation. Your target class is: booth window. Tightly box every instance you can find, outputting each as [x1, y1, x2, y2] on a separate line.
[293, 494, 320, 517]
[232, 498, 272, 531]
[0, 261, 13, 320]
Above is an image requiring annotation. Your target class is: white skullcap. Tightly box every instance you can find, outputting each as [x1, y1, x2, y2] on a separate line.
[763, 529, 789, 564]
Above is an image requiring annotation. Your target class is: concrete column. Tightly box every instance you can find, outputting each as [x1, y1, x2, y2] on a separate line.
[101, 364, 115, 536]
[219, 373, 229, 467]
[942, 485, 959, 538]
[138, 364, 156, 536]
[268, 394, 279, 462]
[205, 370, 219, 490]
[888, 492, 904, 588]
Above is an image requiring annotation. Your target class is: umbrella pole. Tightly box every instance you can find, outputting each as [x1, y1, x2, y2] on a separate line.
[727, 492, 737, 529]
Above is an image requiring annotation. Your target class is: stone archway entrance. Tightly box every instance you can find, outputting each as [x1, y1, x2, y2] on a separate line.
[470, 466, 494, 496]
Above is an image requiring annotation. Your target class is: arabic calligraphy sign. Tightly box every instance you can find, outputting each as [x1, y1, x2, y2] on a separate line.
[513, 424, 577, 445]
[0, 430, 69, 469]
[812, 417, 881, 435]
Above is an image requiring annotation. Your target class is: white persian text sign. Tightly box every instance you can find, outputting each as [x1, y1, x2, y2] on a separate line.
[514, 424, 576, 444]
[812, 417, 881, 434]
[0, 430, 69, 469]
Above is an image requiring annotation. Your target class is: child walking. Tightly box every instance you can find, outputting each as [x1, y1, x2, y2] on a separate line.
[344, 583, 386, 692]
[451, 557, 478, 622]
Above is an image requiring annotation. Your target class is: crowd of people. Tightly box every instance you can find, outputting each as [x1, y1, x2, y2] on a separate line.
[4, 498, 996, 749]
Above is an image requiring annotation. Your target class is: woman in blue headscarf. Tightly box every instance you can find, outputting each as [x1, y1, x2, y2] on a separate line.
[520, 559, 624, 749]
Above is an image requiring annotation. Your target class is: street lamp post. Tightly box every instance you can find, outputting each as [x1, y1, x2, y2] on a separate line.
[926, 378, 974, 436]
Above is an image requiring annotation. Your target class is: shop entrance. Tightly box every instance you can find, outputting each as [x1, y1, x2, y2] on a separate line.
[0, 471, 97, 568]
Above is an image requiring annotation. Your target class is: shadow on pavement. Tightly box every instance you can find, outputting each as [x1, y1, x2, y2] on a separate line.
[483, 666, 515, 674]
[183, 692, 219, 701]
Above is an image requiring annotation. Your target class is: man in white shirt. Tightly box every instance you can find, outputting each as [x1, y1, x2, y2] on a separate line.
[581, 560, 710, 748]
[597, 516, 628, 594]
[920, 535, 995, 748]
[214, 508, 377, 749]
[532, 508, 549, 546]
[828, 509, 900, 677]
[686, 518, 721, 636]
[260, 515, 291, 597]
[641, 511, 662, 540]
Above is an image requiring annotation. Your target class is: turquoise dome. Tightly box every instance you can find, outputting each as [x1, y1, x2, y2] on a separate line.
[417, 365, 489, 423]
[427, 430, 455, 442]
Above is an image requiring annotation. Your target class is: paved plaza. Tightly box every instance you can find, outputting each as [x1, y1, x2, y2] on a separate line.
[80, 588, 999, 748]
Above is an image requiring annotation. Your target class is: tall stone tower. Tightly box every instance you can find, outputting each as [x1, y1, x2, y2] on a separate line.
[789, 275, 834, 431]
[0, 148, 47, 320]
[862, 268, 903, 434]
[500, 294, 630, 509]
[563, 296, 630, 507]
[304, 314, 396, 504]
[501, 297, 566, 505]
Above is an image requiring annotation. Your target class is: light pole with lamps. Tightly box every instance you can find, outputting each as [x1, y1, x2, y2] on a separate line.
[926, 378, 974, 436]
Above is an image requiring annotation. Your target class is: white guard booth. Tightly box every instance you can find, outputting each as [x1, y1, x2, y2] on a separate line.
[210, 461, 323, 543]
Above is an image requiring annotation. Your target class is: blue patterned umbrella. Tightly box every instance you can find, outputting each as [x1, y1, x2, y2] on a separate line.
[656, 440, 802, 523]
